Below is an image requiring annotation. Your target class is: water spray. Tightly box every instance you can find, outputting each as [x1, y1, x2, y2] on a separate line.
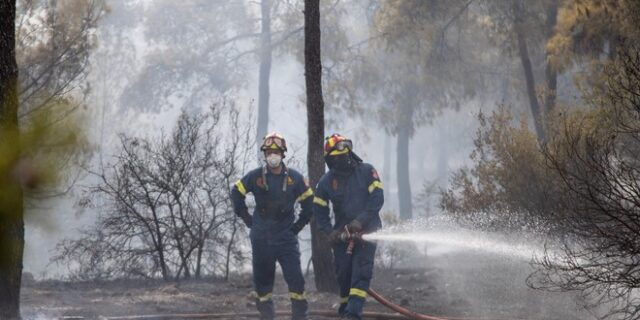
[360, 220, 548, 261]
[333, 226, 452, 319]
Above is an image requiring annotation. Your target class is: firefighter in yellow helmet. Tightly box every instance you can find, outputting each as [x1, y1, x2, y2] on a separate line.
[313, 133, 384, 320]
[230, 132, 313, 320]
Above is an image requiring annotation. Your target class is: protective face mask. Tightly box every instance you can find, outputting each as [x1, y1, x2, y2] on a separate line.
[266, 153, 282, 168]
[331, 154, 353, 172]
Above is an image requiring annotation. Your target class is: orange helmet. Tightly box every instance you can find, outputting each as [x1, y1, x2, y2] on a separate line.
[261, 132, 287, 153]
[324, 133, 353, 156]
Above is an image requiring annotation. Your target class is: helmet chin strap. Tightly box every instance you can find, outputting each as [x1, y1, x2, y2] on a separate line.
[350, 151, 363, 163]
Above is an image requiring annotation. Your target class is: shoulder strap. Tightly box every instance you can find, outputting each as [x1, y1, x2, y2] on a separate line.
[262, 164, 289, 192]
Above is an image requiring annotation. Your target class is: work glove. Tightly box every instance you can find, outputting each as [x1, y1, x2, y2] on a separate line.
[239, 213, 252, 228]
[327, 229, 342, 245]
[348, 219, 363, 233]
[290, 220, 306, 235]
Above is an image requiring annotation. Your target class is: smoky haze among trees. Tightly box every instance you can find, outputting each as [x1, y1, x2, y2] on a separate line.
[0, 0, 639, 319]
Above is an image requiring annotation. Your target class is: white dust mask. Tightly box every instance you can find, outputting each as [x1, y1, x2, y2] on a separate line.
[266, 153, 282, 168]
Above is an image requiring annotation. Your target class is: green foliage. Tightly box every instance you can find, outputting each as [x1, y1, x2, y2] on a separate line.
[480, 0, 550, 51]
[441, 107, 564, 229]
[1, 94, 89, 269]
[16, 0, 106, 118]
[442, 37, 640, 237]
[23, 98, 90, 189]
[0, 96, 90, 195]
[547, 0, 640, 71]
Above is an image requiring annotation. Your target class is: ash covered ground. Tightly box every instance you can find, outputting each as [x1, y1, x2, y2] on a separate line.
[22, 249, 592, 320]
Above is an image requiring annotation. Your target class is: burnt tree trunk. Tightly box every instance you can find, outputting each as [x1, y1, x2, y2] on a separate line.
[224, 217, 239, 282]
[0, 1, 24, 319]
[195, 241, 204, 279]
[543, 0, 558, 120]
[396, 102, 413, 220]
[256, 0, 272, 160]
[304, 0, 338, 293]
[382, 134, 391, 192]
[513, 1, 545, 142]
[435, 124, 449, 187]
[150, 208, 169, 281]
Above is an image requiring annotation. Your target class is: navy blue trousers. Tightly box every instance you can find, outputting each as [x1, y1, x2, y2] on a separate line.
[333, 240, 377, 320]
[251, 230, 308, 320]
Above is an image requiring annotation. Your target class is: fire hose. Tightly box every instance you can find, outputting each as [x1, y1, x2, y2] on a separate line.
[100, 310, 428, 319]
[96, 285, 504, 320]
[367, 288, 446, 320]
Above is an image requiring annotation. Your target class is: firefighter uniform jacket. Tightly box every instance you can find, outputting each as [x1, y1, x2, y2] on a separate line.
[313, 162, 384, 235]
[231, 166, 314, 235]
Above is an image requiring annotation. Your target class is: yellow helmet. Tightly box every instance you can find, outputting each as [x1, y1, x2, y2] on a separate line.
[324, 133, 353, 156]
[261, 132, 287, 153]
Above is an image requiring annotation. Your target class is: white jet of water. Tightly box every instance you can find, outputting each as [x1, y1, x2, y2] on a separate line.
[362, 230, 544, 261]
[361, 215, 551, 261]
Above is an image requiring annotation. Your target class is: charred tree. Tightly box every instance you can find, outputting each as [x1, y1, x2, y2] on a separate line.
[256, 0, 272, 159]
[304, 0, 338, 293]
[382, 135, 392, 193]
[54, 107, 251, 281]
[0, 1, 24, 319]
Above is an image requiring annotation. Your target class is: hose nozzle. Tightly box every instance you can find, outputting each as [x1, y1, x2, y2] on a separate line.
[339, 226, 362, 242]
[340, 225, 364, 255]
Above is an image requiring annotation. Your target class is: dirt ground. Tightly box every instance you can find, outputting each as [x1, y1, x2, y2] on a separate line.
[21, 249, 594, 320]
